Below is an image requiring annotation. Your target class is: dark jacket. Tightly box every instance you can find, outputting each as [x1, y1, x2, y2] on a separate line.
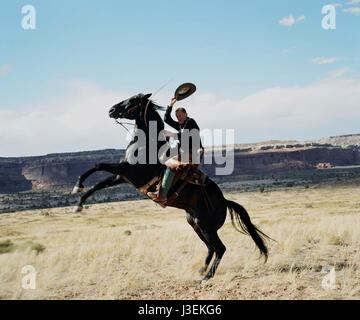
[164, 106, 203, 153]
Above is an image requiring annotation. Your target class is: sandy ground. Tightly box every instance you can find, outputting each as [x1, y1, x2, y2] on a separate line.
[1, 182, 360, 300]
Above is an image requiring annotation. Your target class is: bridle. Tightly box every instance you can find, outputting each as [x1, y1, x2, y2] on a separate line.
[114, 79, 172, 134]
[114, 96, 151, 133]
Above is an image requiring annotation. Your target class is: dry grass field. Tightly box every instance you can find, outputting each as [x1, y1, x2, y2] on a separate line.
[1, 181, 360, 300]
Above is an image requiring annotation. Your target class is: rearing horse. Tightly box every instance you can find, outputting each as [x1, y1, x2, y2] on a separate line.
[71, 93, 271, 282]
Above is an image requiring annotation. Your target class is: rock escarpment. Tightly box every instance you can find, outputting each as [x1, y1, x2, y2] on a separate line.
[202, 145, 360, 176]
[1, 134, 360, 194]
[0, 149, 124, 193]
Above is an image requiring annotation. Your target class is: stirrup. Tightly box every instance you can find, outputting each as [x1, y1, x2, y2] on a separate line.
[147, 191, 159, 199]
[147, 191, 167, 203]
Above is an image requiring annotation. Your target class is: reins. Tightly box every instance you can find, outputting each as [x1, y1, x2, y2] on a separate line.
[114, 119, 133, 133]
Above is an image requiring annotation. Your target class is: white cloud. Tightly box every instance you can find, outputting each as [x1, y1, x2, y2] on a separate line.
[0, 82, 132, 156]
[311, 57, 342, 64]
[279, 15, 295, 26]
[0, 62, 12, 77]
[279, 14, 306, 26]
[296, 15, 306, 22]
[343, 7, 360, 14]
[325, 67, 350, 79]
[187, 77, 360, 144]
[346, 0, 360, 4]
[330, 3, 343, 7]
[2, 77, 360, 156]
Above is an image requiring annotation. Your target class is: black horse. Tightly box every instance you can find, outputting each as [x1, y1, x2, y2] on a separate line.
[71, 93, 271, 282]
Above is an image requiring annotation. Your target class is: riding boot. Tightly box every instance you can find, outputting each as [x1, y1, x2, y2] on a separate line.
[147, 168, 176, 202]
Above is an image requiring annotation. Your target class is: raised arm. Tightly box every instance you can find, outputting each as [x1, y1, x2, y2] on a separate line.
[164, 97, 180, 130]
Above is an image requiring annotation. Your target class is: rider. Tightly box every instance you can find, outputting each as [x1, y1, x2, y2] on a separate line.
[147, 97, 204, 202]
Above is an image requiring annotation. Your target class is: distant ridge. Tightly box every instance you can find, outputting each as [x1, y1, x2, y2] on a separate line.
[314, 133, 360, 148]
[213, 133, 360, 150]
[2, 133, 360, 159]
[1, 133, 360, 194]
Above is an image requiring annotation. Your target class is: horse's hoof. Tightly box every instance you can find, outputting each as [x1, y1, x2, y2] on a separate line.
[201, 275, 211, 284]
[71, 186, 84, 194]
[72, 205, 83, 213]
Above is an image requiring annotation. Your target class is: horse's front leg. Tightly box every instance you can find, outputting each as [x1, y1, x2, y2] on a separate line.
[71, 162, 125, 194]
[72, 174, 125, 212]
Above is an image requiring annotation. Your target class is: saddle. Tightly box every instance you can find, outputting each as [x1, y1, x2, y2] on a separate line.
[170, 165, 207, 189]
[138, 165, 210, 208]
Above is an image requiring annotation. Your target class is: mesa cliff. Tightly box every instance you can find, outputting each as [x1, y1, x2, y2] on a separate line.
[1, 134, 360, 194]
[0, 149, 124, 193]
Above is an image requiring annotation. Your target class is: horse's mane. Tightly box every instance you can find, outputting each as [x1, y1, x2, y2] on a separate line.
[124, 98, 168, 162]
[148, 99, 167, 112]
[145, 99, 166, 129]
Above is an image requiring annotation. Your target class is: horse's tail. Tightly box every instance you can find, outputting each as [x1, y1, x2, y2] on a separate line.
[226, 199, 271, 262]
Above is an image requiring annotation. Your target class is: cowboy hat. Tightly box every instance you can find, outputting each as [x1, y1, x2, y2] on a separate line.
[174, 83, 196, 101]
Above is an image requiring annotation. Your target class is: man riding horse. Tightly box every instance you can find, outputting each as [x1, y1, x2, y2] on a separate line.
[71, 84, 271, 282]
[147, 96, 204, 203]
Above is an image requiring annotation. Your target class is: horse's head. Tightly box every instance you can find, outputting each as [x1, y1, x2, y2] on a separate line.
[109, 93, 152, 120]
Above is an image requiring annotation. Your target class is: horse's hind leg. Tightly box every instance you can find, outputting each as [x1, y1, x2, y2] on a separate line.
[186, 213, 214, 275]
[73, 174, 124, 212]
[72, 163, 123, 194]
[200, 228, 226, 283]
[72, 167, 98, 194]
[199, 243, 215, 276]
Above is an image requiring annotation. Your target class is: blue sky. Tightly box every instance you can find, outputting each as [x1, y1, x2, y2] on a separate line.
[1, 0, 360, 156]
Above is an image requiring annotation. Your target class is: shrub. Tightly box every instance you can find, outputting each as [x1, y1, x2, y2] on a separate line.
[0, 240, 15, 254]
[0, 240, 45, 255]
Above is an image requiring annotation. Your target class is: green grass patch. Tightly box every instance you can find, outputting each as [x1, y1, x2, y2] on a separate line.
[0, 240, 15, 254]
[0, 240, 45, 254]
